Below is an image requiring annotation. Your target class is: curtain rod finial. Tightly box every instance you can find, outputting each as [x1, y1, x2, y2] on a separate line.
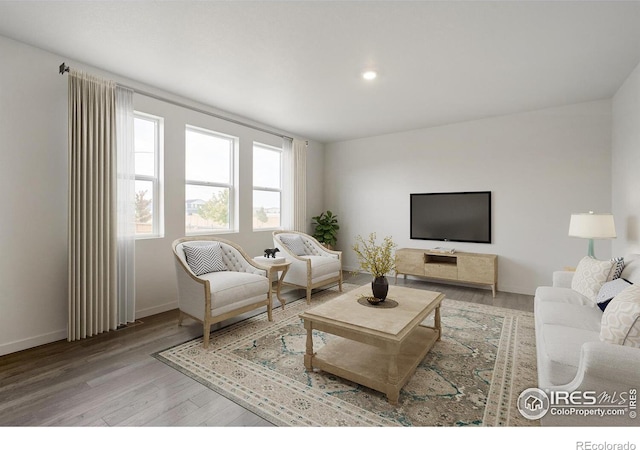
[59, 63, 69, 75]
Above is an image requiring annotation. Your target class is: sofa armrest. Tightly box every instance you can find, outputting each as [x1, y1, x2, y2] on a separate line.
[544, 342, 640, 426]
[552, 270, 574, 288]
[557, 341, 640, 394]
[323, 249, 342, 260]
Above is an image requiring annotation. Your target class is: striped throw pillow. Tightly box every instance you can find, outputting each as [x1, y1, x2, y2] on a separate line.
[182, 242, 227, 275]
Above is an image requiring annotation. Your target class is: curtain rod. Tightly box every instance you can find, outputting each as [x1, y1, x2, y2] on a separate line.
[59, 62, 294, 142]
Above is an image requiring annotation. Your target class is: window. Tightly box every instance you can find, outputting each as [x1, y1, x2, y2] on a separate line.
[253, 143, 282, 230]
[134, 113, 163, 237]
[185, 126, 236, 233]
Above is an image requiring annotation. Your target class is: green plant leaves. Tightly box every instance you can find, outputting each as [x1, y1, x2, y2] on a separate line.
[312, 211, 339, 246]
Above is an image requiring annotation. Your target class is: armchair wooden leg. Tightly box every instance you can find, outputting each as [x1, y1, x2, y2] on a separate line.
[306, 287, 312, 304]
[267, 299, 273, 322]
[203, 323, 210, 349]
[178, 310, 184, 326]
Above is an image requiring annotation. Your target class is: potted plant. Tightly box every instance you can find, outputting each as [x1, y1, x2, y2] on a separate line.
[352, 232, 397, 301]
[311, 210, 339, 249]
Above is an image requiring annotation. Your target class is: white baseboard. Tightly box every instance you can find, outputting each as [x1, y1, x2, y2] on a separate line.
[0, 301, 179, 357]
[135, 300, 179, 320]
[0, 329, 67, 357]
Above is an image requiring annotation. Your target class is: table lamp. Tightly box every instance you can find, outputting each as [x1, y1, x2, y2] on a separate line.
[568, 211, 616, 258]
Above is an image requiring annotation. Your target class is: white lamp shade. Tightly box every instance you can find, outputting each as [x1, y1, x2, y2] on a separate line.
[568, 213, 616, 239]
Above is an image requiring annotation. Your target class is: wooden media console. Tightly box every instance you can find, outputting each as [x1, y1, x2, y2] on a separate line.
[395, 248, 498, 297]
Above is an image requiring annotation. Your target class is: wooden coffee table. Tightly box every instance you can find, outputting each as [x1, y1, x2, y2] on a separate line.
[299, 284, 444, 404]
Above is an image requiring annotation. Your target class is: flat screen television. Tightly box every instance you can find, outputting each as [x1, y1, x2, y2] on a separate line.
[410, 191, 492, 244]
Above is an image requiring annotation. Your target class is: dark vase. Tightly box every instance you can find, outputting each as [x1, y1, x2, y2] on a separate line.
[371, 276, 389, 301]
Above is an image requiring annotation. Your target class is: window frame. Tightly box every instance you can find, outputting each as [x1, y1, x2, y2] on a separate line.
[134, 111, 163, 239]
[185, 125, 237, 234]
[252, 142, 283, 231]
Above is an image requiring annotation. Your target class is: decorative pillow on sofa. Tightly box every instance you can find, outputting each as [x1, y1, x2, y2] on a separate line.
[571, 256, 616, 303]
[280, 234, 306, 256]
[596, 278, 633, 312]
[608, 256, 625, 281]
[600, 284, 640, 347]
[182, 242, 227, 276]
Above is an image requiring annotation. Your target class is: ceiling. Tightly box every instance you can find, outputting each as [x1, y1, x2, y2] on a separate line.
[1, 1, 640, 143]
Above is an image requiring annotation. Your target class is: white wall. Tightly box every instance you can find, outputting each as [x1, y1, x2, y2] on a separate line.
[0, 36, 68, 356]
[325, 101, 613, 295]
[612, 60, 640, 257]
[0, 35, 323, 355]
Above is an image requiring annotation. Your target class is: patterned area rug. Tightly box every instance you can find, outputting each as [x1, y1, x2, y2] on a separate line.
[154, 284, 539, 427]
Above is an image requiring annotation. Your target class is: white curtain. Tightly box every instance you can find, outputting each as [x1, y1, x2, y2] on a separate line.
[116, 86, 136, 325]
[282, 138, 293, 230]
[283, 138, 307, 232]
[68, 70, 118, 341]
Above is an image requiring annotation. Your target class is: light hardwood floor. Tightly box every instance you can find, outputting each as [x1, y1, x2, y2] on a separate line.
[0, 274, 533, 426]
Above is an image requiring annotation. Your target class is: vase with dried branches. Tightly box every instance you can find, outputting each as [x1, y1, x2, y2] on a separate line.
[352, 232, 397, 301]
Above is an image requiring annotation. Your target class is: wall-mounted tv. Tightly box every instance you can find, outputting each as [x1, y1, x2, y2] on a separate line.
[410, 191, 492, 244]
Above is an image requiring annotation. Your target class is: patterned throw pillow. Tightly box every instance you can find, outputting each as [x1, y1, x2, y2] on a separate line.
[596, 278, 632, 312]
[571, 256, 616, 303]
[600, 285, 640, 347]
[182, 242, 227, 275]
[280, 234, 306, 256]
[608, 257, 625, 281]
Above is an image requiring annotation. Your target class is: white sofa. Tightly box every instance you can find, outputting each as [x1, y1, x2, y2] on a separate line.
[534, 254, 640, 426]
[172, 237, 272, 348]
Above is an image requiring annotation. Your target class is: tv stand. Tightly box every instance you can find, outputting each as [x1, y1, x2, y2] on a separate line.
[395, 248, 498, 297]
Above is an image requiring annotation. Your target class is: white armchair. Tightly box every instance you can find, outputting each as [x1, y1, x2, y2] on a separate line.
[273, 230, 343, 304]
[172, 237, 272, 348]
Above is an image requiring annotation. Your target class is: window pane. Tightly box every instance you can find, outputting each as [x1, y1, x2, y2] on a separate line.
[185, 128, 231, 184]
[134, 117, 155, 177]
[253, 146, 281, 189]
[135, 179, 154, 235]
[186, 184, 230, 232]
[253, 190, 280, 229]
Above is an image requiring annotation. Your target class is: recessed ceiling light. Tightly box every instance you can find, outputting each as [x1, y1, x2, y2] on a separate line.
[362, 70, 377, 81]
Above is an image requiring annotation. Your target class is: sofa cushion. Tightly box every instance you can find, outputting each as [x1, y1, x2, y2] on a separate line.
[535, 300, 602, 332]
[183, 242, 227, 275]
[571, 256, 615, 303]
[280, 234, 306, 256]
[601, 284, 640, 347]
[620, 254, 640, 285]
[199, 271, 269, 310]
[534, 286, 592, 307]
[302, 255, 341, 281]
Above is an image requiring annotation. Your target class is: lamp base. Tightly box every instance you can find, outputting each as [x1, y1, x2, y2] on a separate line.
[587, 239, 595, 258]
